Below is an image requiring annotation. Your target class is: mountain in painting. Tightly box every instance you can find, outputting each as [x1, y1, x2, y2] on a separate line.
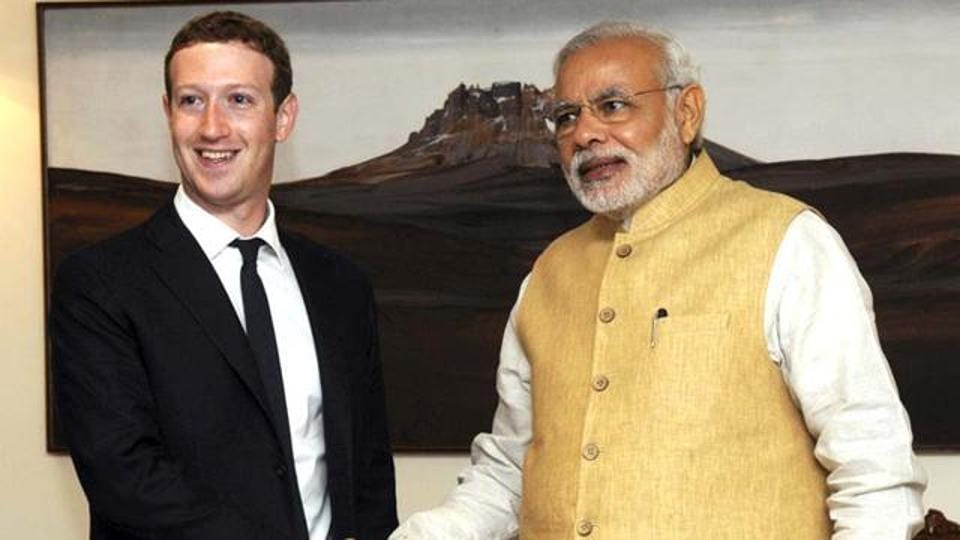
[271, 82, 756, 251]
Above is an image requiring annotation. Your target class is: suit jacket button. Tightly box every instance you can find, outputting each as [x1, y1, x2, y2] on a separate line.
[274, 464, 288, 477]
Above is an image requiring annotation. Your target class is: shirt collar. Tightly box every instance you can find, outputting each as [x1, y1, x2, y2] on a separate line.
[173, 185, 285, 267]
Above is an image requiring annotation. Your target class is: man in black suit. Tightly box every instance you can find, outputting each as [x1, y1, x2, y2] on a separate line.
[52, 11, 397, 540]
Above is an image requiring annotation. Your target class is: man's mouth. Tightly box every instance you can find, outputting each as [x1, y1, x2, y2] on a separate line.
[196, 149, 238, 165]
[578, 156, 627, 183]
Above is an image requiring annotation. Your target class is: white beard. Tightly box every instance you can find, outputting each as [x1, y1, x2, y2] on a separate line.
[563, 118, 689, 220]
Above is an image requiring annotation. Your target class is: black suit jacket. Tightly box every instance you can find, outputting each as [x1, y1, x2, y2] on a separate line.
[52, 203, 398, 540]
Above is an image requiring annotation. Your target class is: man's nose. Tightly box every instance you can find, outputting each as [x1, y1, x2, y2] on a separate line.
[199, 102, 231, 140]
[570, 108, 607, 150]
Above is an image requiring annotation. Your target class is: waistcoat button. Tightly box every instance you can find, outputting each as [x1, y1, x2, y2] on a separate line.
[592, 375, 609, 391]
[582, 443, 600, 461]
[615, 244, 632, 258]
[598, 307, 615, 323]
[577, 520, 594, 536]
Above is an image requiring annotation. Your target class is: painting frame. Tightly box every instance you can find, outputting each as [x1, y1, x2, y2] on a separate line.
[39, 0, 960, 454]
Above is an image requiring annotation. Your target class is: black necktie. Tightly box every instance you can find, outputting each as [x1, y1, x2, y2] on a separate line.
[230, 238, 291, 442]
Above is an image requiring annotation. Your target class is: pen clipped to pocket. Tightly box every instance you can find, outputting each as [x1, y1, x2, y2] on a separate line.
[650, 307, 668, 348]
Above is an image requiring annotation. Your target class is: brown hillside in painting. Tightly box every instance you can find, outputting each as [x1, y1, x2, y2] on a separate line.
[46, 82, 960, 450]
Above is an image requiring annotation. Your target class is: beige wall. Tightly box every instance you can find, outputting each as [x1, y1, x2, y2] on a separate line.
[2, 1, 958, 538]
[0, 1, 88, 537]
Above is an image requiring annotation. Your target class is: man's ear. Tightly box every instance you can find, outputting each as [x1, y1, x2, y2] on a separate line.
[162, 94, 171, 120]
[275, 93, 299, 142]
[674, 84, 705, 146]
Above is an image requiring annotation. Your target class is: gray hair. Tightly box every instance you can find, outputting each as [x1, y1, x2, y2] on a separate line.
[553, 21, 700, 87]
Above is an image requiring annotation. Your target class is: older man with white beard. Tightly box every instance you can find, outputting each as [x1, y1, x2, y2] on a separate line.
[391, 21, 925, 540]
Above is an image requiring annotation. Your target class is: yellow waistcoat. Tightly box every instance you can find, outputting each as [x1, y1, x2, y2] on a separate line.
[517, 153, 831, 539]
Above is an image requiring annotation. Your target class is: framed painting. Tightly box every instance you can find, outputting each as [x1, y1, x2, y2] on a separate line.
[40, 0, 960, 452]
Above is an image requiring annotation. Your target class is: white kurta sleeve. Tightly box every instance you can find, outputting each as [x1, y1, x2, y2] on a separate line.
[764, 210, 927, 539]
[390, 278, 533, 540]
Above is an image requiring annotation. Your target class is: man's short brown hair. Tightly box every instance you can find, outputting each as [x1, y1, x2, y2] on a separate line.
[164, 10, 293, 110]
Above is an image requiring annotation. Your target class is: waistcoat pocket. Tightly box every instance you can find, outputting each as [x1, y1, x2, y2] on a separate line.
[640, 312, 732, 446]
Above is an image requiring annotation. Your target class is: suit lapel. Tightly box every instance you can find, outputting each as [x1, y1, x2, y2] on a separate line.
[143, 204, 283, 441]
[282, 232, 355, 505]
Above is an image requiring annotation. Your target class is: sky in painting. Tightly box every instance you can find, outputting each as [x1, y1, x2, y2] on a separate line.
[43, 0, 960, 183]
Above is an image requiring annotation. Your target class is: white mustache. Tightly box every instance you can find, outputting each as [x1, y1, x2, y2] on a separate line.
[569, 146, 637, 177]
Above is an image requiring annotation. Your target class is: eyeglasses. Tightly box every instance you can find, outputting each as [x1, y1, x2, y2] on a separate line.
[546, 85, 683, 138]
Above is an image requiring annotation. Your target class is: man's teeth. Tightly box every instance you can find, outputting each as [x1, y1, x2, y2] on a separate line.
[584, 160, 617, 173]
[200, 150, 234, 160]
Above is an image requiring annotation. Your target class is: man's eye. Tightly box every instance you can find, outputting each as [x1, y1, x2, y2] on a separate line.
[178, 95, 201, 107]
[597, 98, 629, 115]
[552, 109, 579, 127]
[230, 94, 253, 106]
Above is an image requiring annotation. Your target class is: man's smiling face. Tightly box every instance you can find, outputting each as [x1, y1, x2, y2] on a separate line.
[164, 40, 296, 222]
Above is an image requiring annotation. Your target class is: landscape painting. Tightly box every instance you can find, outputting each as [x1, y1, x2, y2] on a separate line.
[41, 0, 960, 451]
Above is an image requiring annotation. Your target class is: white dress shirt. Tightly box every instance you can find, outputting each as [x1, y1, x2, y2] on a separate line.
[391, 210, 927, 540]
[174, 187, 332, 540]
